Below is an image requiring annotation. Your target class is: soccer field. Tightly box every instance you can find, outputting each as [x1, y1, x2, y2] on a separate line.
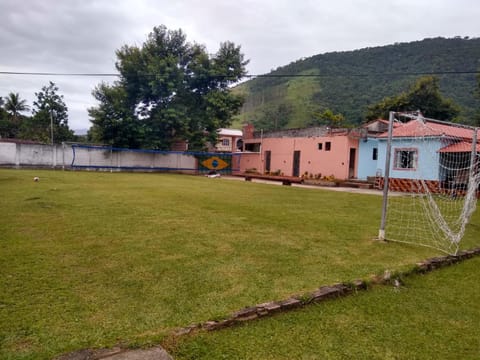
[171, 256, 480, 359]
[1, 169, 479, 359]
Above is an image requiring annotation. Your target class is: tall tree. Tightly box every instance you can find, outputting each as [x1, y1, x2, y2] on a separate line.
[0, 93, 30, 138]
[25, 82, 75, 143]
[87, 83, 142, 147]
[365, 76, 460, 121]
[0, 97, 12, 138]
[89, 25, 248, 150]
[4, 92, 29, 122]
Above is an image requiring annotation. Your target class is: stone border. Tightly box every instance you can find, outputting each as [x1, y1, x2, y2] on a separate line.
[174, 247, 480, 335]
[56, 247, 480, 359]
[55, 346, 173, 360]
[56, 347, 125, 360]
[173, 282, 365, 335]
[414, 248, 480, 272]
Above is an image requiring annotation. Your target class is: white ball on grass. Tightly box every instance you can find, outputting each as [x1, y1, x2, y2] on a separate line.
[33, 177, 39, 182]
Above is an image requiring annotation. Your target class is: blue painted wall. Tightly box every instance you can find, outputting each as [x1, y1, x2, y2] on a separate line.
[357, 138, 379, 180]
[377, 137, 443, 180]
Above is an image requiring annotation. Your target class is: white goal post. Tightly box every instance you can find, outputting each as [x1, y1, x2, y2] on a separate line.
[379, 111, 479, 255]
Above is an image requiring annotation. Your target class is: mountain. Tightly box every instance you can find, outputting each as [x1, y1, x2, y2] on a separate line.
[74, 128, 89, 136]
[233, 37, 480, 129]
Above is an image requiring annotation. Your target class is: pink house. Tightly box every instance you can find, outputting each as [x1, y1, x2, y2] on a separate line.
[214, 128, 243, 152]
[240, 124, 360, 179]
[204, 128, 243, 153]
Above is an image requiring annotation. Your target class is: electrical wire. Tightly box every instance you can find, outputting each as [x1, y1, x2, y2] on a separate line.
[0, 70, 479, 78]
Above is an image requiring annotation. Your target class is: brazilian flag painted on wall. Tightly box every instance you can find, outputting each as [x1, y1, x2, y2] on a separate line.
[196, 153, 233, 174]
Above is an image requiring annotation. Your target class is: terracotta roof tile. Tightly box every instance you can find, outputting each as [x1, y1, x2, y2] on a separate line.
[378, 119, 478, 140]
[438, 141, 480, 153]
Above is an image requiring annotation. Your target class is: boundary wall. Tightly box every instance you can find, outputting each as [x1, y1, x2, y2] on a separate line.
[0, 142, 240, 174]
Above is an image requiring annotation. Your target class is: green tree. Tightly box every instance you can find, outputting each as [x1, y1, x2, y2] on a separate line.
[253, 103, 292, 131]
[89, 25, 248, 150]
[23, 82, 75, 143]
[365, 76, 460, 121]
[307, 108, 346, 127]
[0, 97, 11, 138]
[87, 83, 142, 147]
[240, 38, 480, 126]
[0, 93, 30, 138]
[4, 92, 29, 122]
[474, 72, 480, 126]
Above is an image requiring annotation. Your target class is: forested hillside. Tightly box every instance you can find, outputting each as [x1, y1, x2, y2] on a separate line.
[234, 37, 480, 129]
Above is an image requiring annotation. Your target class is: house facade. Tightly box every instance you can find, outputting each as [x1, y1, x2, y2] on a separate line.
[357, 119, 403, 180]
[236, 118, 478, 191]
[240, 124, 360, 179]
[213, 128, 243, 153]
[357, 138, 379, 180]
[367, 118, 479, 192]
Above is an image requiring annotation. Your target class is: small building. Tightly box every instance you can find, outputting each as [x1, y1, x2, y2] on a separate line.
[214, 128, 243, 153]
[170, 128, 243, 153]
[240, 124, 360, 179]
[239, 118, 479, 189]
[374, 118, 479, 192]
[357, 119, 403, 180]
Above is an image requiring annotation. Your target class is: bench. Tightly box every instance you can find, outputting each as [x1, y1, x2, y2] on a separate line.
[243, 174, 303, 186]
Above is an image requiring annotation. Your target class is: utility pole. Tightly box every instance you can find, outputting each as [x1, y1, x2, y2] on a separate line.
[50, 110, 54, 145]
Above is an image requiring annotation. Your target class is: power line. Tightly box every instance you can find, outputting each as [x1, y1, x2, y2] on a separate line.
[0, 71, 119, 77]
[248, 70, 480, 78]
[0, 70, 479, 78]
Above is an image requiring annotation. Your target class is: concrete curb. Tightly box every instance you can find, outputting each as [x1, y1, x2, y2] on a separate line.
[173, 247, 480, 335]
[55, 346, 173, 360]
[56, 247, 480, 359]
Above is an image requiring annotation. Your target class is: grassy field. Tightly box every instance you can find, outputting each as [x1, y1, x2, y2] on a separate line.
[1, 169, 479, 359]
[171, 256, 480, 359]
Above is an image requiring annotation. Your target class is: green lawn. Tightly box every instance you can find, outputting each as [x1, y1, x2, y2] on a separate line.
[171, 256, 480, 360]
[1, 169, 479, 359]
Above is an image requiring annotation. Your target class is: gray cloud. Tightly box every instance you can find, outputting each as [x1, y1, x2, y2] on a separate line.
[1, 0, 479, 131]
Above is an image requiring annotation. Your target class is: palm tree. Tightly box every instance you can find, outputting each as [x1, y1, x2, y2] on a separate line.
[4, 92, 29, 123]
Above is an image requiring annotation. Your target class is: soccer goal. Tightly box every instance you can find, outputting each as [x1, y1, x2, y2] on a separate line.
[378, 112, 480, 255]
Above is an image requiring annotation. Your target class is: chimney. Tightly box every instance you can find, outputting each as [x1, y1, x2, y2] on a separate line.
[243, 123, 255, 139]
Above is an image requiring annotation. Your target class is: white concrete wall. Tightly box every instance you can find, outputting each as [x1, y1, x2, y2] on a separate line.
[152, 152, 196, 170]
[0, 143, 17, 165]
[0, 142, 198, 172]
[0, 142, 75, 168]
[18, 144, 55, 166]
[59, 144, 74, 166]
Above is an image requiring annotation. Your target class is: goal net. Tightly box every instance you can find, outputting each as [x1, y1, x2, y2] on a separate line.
[380, 113, 479, 255]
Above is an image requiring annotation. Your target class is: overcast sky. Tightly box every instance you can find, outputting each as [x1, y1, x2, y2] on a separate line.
[1, 0, 479, 132]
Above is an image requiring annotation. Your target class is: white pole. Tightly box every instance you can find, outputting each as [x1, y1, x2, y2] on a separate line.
[50, 111, 55, 168]
[378, 111, 395, 240]
[50, 111, 54, 145]
[62, 142, 65, 170]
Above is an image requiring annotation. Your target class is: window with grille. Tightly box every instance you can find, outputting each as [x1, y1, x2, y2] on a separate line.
[394, 149, 417, 170]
